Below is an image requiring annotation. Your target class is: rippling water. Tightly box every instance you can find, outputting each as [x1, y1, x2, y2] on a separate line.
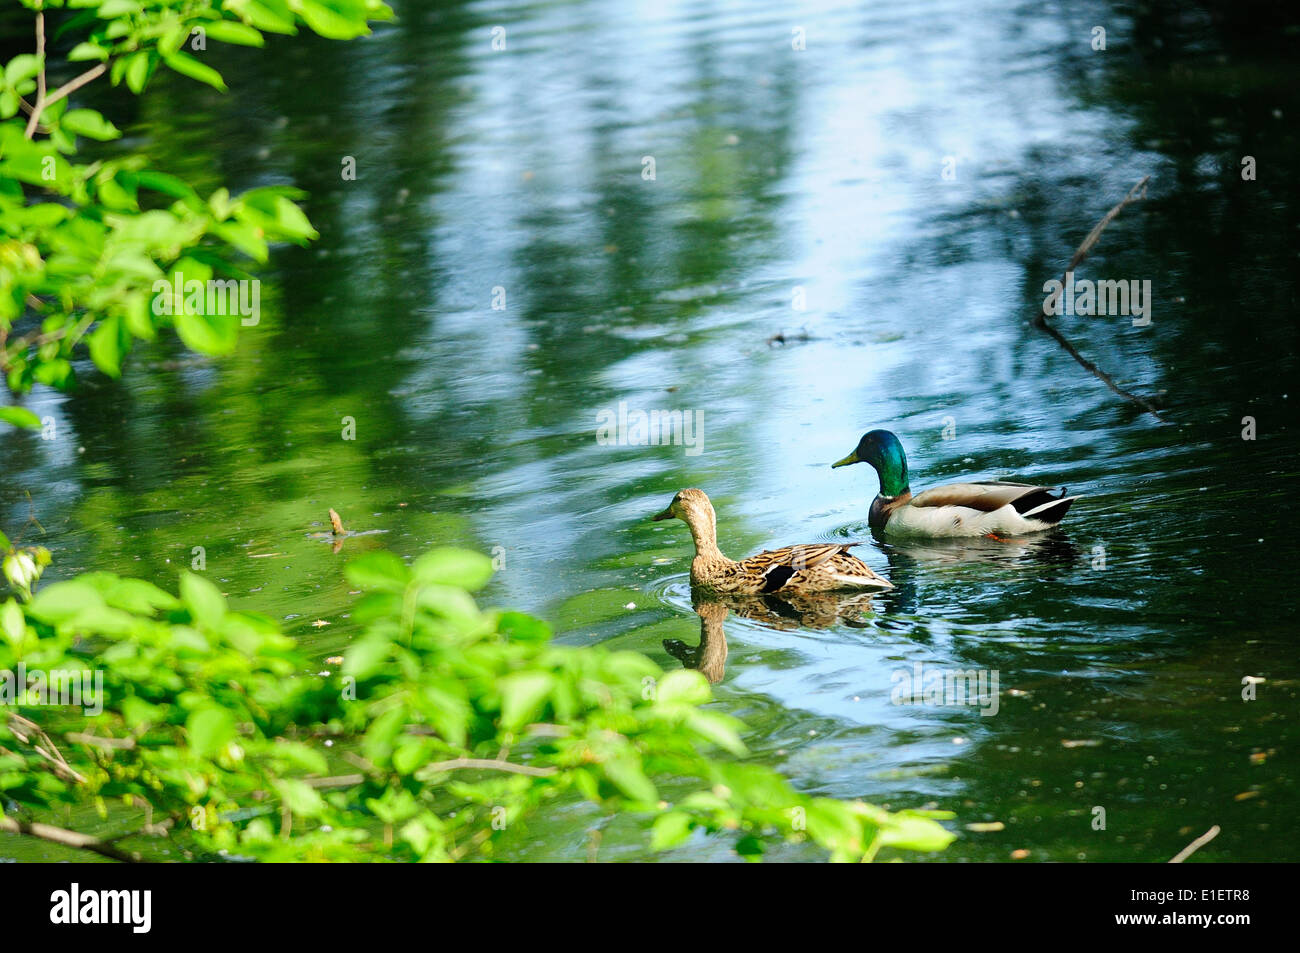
[3, 0, 1297, 861]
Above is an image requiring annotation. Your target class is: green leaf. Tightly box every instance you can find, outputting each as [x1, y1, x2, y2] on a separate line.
[130, 170, 198, 202]
[32, 360, 73, 389]
[162, 51, 227, 91]
[392, 736, 432, 775]
[498, 671, 553, 729]
[411, 548, 494, 591]
[0, 406, 41, 430]
[103, 577, 180, 614]
[87, 315, 126, 376]
[213, 219, 268, 261]
[345, 551, 411, 592]
[4, 55, 43, 88]
[875, 813, 957, 853]
[414, 584, 480, 623]
[124, 52, 151, 94]
[242, 0, 299, 35]
[205, 20, 265, 47]
[62, 109, 121, 141]
[67, 43, 110, 63]
[1, 599, 26, 646]
[239, 190, 317, 243]
[602, 753, 657, 803]
[274, 779, 326, 817]
[97, 0, 144, 17]
[685, 709, 747, 755]
[179, 570, 226, 629]
[363, 704, 407, 763]
[650, 811, 694, 850]
[187, 706, 236, 759]
[496, 611, 551, 643]
[273, 742, 329, 775]
[340, 634, 391, 680]
[174, 312, 239, 356]
[298, 0, 372, 40]
[804, 799, 863, 854]
[157, 23, 188, 57]
[656, 668, 711, 706]
[27, 580, 106, 625]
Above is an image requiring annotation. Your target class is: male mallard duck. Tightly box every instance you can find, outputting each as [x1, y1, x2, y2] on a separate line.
[652, 488, 892, 593]
[831, 430, 1078, 538]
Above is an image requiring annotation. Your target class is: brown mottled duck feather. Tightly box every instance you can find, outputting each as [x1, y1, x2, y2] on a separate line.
[652, 488, 892, 594]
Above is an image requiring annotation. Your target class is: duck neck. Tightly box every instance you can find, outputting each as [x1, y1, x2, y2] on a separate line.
[873, 445, 911, 498]
[683, 507, 727, 562]
[870, 490, 912, 531]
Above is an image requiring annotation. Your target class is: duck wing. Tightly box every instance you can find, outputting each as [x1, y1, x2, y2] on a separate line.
[910, 481, 1070, 515]
[744, 542, 863, 592]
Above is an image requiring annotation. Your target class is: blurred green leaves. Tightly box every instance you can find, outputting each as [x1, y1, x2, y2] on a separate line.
[0, 545, 956, 861]
[1, 0, 388, 424]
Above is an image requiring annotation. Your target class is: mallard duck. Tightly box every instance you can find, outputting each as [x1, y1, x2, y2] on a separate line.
[652, 488, 892, 593]
[831, 430, 1078, 538]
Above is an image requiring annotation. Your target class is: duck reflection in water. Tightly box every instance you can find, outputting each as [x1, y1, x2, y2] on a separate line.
[874, 530, 1081, 613]
[663, 589, 883, 683]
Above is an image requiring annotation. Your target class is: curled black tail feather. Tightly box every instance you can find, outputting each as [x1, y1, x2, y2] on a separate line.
[1010, 486, 1067, 516]
[1026, 496, 1075, 526]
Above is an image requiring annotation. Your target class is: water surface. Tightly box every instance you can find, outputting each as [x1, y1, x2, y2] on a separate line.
[3, 0, 1297, 861]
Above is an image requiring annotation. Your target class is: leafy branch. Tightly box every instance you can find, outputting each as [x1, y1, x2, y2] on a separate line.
[0, 546, 956, 862]
[1, 0, 394, 428]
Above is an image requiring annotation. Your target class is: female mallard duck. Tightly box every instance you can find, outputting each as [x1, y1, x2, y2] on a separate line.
[831, 430, 1078, 538]
[652, 488, 892, 593]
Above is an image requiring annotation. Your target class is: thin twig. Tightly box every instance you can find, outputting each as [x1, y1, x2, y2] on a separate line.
[23, 5, 108, 142]
[40, 64, 107, 112]
[65, 732, 135, 750]
[417, 757, 557, 778]
[1169, 824, 1220, 863]
[34, 11, 45, 107]
[23, 10, 46, 139]
[448, 826, 492, 861]
[1031, 175, 1168, 422]
[6, 713, 87, 784]
[0, 816, 142, 862]
[303, 773, 365, 789]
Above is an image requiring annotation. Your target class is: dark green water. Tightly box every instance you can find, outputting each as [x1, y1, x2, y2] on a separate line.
[3, 0, 1297, 861]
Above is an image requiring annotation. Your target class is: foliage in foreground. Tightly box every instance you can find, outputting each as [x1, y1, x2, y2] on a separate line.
[0, 543, 955, 861]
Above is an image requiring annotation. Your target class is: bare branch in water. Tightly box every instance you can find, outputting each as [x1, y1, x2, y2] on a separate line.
[1031, 175, 1169, 422]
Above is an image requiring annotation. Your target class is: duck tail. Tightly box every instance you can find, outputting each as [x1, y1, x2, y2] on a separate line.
[1022, 493, 1078, 526]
